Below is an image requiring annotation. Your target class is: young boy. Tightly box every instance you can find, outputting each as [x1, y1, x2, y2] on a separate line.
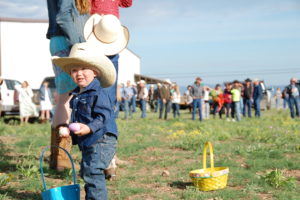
[52, 42, 117, 200]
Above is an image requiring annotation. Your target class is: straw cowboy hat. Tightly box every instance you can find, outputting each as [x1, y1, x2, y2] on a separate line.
[52, 42, 116, 88]
[84, 14, 129, 56]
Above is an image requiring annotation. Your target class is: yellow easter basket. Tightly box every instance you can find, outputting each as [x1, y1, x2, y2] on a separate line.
[189, 142, 229, 191]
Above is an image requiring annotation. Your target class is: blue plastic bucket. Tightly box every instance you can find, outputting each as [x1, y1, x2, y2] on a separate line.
[40, 146, 80, 200]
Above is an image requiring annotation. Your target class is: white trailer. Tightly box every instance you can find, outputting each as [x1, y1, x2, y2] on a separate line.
[0, 18, 53, 89]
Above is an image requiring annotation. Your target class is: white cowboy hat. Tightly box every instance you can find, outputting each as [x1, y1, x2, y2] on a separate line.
[52, 42, 116, 88]
[139, 80, 146, 84]
[165, 79, 172, 85]
[84, 14, 129, 56]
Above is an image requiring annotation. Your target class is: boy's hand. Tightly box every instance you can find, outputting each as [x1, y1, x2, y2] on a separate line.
[73, 123, 91, 136]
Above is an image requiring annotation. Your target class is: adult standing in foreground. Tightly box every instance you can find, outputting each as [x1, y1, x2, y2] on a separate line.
[46, 0, 90, 171]
[85, 0, 133, 178]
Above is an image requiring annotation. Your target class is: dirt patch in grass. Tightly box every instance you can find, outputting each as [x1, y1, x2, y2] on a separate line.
[257, 192, 273, 200]
[0, 136, 20, 145]
[284, 169, 300, 182]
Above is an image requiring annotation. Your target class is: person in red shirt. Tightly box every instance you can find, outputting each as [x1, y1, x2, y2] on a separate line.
[89, 0, 133, 180]
[90, 0, 133, 18]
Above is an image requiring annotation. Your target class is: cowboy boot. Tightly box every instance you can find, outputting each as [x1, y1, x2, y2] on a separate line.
[49, 126, 58, 169]
[50, 124, 72, 171]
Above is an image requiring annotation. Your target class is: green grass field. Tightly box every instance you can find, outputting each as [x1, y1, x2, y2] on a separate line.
[0, 109, 299, 200]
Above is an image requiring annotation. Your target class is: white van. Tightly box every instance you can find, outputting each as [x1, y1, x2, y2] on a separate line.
[0, 78, 21, 116]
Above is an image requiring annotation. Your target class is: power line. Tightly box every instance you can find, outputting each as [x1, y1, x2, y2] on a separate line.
[145, 67, 300, 77]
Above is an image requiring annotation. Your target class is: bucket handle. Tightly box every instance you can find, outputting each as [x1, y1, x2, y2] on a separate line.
[39, 145, 77, 191]
[202, 142, 214, 170]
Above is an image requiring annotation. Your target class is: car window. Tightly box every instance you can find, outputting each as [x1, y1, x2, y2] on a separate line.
[45, 77, 56, 89]
[5, 79, 21, 90]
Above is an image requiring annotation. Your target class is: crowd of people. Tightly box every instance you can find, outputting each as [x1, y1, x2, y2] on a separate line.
[114, 76, 300, 121]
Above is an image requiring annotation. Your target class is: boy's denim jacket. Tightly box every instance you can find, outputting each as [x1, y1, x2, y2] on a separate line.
[46, 0, 90, 47]
[70, 79, 118, 149]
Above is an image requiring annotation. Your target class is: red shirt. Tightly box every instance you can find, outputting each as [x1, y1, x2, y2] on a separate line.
[91, 0, 132, 18]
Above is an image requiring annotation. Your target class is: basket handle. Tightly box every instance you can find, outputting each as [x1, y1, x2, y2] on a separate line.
[202, 142, 214, 170]
[39, 145, 77, 191]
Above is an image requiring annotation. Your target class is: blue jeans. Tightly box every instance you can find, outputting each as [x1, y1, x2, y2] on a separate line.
[233, 101, 241, 121]
[253, 97, 262, 117]
[140, 99, 147, 118]
[104, 54, 119, 107]
[50, 36, 77, 94]
[114, 101, 121, 119]
[159, 100, 171, 119]
[289, 96, 300, 118]
[192, 99, 203, 121]
[283, 97, 289, 109]
[123, 99, 132, 119]
[156, 99, 163, 114]
[131, 96, 137, 113]
[80, 133, 117, 200]
[240, 98, 244, 113]
[243, 98, 252, 117]
[172, 103, 180, 118]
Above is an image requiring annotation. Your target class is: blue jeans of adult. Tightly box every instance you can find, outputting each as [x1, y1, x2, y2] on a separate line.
[156, 99, 163, 114]
[80, 133, 117, 200]
[159, 100, 171, 119]
[283, 97, 289, 109]
[253, 97, 262, 117]
[124, 98, 132, 119]
[243, 98, 252, 117]
[114, 101, 120, 119]
[140, 99, 147, 118]
[131, 96, 137, 113]
[234, 101, 241, 121]
[288, 96, 300, 118]
[172, 103, 180, 118]
[192, 98, 203, 121]
[104, 54, 119, 106]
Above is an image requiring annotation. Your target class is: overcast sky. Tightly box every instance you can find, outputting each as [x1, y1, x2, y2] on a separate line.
[1, 0, 300, 87]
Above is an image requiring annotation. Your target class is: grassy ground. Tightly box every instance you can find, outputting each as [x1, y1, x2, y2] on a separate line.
[0, 109, 299, 200]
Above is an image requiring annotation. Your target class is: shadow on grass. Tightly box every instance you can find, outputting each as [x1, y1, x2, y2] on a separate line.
[170, 181, 194, 189]
[2, 116, 40, 125]
[0, 187, 41, 200]
[0, 140, 17, 173]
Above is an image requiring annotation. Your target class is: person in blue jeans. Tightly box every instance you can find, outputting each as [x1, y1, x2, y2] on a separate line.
[137, 80, 148, 118]
[286, 78, 300, 118]
[122, 80, 134, 119]
[131, 83, 138, 113]
[191, 77, 204, 121]
[253, 79, 263, 117]
[46, 0, 90, 171]
[243, 78, 252, 118]
[53, 42, 118, 200]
